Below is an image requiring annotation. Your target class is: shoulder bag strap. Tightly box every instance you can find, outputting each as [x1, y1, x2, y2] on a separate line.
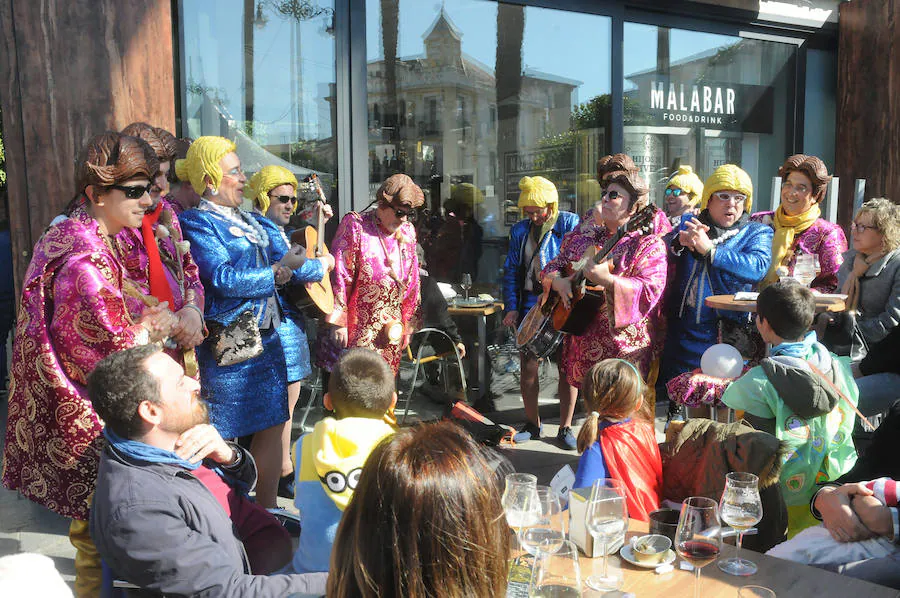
[807, 361, 875, 432]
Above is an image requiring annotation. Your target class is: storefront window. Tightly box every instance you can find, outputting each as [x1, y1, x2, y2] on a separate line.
[179, 0, 337, 199]
[366, 0, 611, 283]
[623, 23, 796, 212]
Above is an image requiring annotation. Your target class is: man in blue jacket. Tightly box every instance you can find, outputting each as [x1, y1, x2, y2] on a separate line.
[502, 176, 580, 448]
[88, 345, 328, 597]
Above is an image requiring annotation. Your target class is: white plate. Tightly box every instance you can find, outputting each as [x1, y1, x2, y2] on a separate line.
[619, 544, 676, 569]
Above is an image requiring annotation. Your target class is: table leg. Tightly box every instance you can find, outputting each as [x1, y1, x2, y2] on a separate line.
[478, 314, 488, 401]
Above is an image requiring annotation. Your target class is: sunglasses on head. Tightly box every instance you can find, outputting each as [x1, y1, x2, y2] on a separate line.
[109, 183, 152, 199]
[665, 187, 685, 197]
[272, 195, 298, 206]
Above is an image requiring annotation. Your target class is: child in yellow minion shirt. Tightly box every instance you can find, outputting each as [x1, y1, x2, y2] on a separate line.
[290, 348, 397, 573]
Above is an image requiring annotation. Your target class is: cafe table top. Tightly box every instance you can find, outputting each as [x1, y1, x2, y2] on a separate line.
[573, 519, 900, 597]
[704, 294, 847, 314]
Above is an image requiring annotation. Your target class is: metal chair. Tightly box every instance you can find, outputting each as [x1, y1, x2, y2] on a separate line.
[398, 327, 467, 424]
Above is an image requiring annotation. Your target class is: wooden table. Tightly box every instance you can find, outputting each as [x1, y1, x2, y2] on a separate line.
[573, 520, 899, 597]
[447, 301, 503, 401]
[705, 294, 847, 314]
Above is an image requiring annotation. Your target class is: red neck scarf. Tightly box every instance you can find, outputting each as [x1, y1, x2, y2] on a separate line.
[141, 203, 176, 308]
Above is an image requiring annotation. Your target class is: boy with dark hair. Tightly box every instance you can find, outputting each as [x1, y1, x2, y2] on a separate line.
[291, 348, 397, 573]
[723, 281, 859, 537]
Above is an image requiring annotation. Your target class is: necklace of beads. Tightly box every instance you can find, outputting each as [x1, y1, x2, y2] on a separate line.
[200, 199, 269, 248]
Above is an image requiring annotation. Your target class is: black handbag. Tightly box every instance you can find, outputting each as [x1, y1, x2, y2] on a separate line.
[206, 310, 263, 367]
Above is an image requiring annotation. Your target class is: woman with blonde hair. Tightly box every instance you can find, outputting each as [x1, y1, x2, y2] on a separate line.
[502, 175, 580, 446]
[246, 164, 334, 498]
[2, 132, 177, 597]
[754, 154, 847, 292]
[328, 421, 510, 598]
[178, 137, 323, 507]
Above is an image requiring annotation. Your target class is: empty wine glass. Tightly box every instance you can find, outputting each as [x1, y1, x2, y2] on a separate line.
[739, 585, 777, 597]
[718, 472, 763, 576]
[793, 253, 816, 287]
[518, 486, 566, 557]
[675, 496, 722, 598]
[461, 272, 473, 301]
[529, 539, 582, 597]
[584, 478, 628, 592]
[502, 473, 540, 553]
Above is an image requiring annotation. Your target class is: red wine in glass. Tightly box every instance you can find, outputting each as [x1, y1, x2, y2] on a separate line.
[677, 539, 721, 569]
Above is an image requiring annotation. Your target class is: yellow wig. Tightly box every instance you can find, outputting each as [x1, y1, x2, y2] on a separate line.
[246, 165, 299, 214]
[517, 176, 559, 218]
[174, 136, 236, 195]
[666, 165, 704, 206]
[700, 164, 753, 212]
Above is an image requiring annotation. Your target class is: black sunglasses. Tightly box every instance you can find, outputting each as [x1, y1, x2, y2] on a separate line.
[272, 195, 298, 206]
[382, 202, 417, 221]
[602, 189, 624, 201]
[109, 183, 152, 199]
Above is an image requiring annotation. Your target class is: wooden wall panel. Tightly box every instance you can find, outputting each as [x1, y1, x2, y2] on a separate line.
[835, 0, 900, 225]
[0, 0, 175, 292]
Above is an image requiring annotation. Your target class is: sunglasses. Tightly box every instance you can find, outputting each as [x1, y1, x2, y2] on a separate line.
[601, 189, 624, 201]
[665, 187, 685, 197]
[109, 183, 152, 199]
[272, 195, 298, 206]
[382, 202, 417, 221]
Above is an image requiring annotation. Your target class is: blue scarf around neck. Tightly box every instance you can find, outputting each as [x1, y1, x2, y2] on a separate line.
[103, 428, 201, 470]
[770, 330, 817, 359]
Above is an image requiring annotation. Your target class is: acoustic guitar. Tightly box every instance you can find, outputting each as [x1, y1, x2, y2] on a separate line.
[517, 204, 657, 351]
[287, 174, 335, 315]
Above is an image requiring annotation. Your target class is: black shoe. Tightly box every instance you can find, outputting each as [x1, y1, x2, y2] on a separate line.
[513, 421, 542, 443]
[666, 402, 686, 431]
[277, 472, 295, 500]
[557, 426, 577, 450]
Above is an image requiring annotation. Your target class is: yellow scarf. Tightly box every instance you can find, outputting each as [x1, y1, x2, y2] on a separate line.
[762, 204, 821, 287]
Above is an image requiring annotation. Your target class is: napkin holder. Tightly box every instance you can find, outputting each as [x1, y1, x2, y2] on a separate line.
[568, 487, 625, 558]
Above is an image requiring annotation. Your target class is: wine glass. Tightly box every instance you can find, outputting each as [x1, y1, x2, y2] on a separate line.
[502, 473, 540, 553]
[793, 253, 816, 287]
[739, 586, 776, 597]
[461, 272, 473, 301]
[675, 496, 722, 598]
[529, 539, 582, 597]
[718, 472, 763, 576]
[518, 486, 566, 557]
[584, 479, 628, 592]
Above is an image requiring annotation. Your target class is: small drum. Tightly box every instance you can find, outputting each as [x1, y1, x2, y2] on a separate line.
[516, 302, 563, 359]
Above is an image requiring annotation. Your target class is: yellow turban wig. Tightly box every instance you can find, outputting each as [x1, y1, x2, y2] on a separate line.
[246, 165, 299, 214]
[700, 164, 753, 212]
[174, 136, 236, 195]
[518, 176, 559, 216]
[666, 165, 704, 206]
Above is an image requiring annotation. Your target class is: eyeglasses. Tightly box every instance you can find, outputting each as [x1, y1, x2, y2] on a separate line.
[851, 221, 878, 233]
[712, 192, 746, 205]
[109, 183, 152, 199]
[601, 189, 624, 201]
[223, 166, 244, 178]
[665, 187, 685, 198]
[272, 195, 298, 206]
[781, 180, 810, 195]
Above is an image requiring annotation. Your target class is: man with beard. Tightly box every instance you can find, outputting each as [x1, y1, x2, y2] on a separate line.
[87, 345, 328, 597]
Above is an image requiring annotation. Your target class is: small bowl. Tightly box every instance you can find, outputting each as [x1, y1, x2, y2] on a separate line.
[630, 534, 672, 564]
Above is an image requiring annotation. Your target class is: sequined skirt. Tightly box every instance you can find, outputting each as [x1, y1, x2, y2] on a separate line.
[277, 314, 312, 383]
[196, 328, 289, 438]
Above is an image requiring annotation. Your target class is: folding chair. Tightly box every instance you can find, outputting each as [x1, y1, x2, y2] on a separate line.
[398, 327, 467, 424]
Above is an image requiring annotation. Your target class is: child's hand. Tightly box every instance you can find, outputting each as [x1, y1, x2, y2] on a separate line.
[852, 495, 894, 539]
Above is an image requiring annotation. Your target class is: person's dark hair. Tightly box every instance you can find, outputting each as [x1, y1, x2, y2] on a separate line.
[74, 132, 159, 194]
[87, 345, 163, 438]
[778, 154, 831, 204]
[757, 280, 816, 341]
[328, 348, 395, 417]
[168, 137, 194, 184]
[327, 421, 510, 598]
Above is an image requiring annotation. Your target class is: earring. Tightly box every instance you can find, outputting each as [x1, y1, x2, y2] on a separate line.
[211, 188, 219, 196]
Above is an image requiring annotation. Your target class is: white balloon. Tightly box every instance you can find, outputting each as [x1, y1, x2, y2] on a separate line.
[700, 343, 744, 379]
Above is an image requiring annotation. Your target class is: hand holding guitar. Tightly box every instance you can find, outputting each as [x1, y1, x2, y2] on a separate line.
[550, 276, 574, 310]
[583, 260, 613, 288]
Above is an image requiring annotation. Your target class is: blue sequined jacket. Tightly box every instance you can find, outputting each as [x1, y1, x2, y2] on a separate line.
[502, 211, 580, 315]
[669, 213, 773, 327]
[180, 208, 324, 327]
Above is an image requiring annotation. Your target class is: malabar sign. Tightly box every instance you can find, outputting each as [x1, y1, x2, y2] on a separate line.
[635, 80, 775, 133]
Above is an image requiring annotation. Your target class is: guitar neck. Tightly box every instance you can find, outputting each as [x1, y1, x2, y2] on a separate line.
[312, 175, 328, 256]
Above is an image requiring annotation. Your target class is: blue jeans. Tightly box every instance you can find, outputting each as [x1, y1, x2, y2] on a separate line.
[855, 372, 900, 416]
